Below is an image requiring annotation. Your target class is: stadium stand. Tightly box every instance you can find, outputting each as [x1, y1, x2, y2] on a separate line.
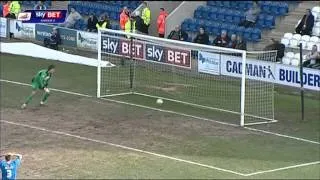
[67, 1, 142, 31]
[181, 1, 293, 43]
[20, 0, 52, 10]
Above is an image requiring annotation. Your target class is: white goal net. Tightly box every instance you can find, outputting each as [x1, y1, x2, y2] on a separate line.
[97, 28, 277, 126]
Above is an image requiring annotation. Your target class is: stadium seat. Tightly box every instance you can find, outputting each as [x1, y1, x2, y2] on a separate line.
[243, 28, 252, 40]
[235, 26, 245, 36]
[309, 36, 319, 43]
[232, 11, 242, 24]
[301, 35, 310, 42]
[286, 52, 295, 59]
[292, 34, 301, 41]
[264, 15, 275, 28]
[278, 3, 289, 15]
[299, 41, 307, 49]
[294, 53, 301, 59]
[283, 33, 293, 39]
[291, 59, 299, 66]
[313, 22, 320, 36]
[282, 57, 291, 65]
[289, 39, 298, 48]
[312, 6, 320, 14]
[225, 10, 234, 23]
[251, 28, 261, 41]
[306, 42, 316, 50]
[281, 38, 290, 47]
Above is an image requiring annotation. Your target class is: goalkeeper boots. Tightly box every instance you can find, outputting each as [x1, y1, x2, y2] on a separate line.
[21, 103, 27, 109]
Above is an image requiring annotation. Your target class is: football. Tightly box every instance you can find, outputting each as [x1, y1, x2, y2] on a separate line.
[156, 98, 163, 105]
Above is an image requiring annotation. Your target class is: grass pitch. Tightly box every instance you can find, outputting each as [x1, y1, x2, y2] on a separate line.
[0, 53, 319, 179]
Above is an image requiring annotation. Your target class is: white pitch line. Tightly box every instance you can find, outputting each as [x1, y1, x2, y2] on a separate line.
[1, 78, 319, 145]
[244, 127, 320, 145]
[244, 161, 320, 176]
[0, 119, 246, 176]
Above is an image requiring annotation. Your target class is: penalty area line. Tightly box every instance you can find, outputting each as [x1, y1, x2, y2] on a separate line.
[244, 161, 320, 176]
[0, 119, 246, 176]
[1, 78, 319, 145]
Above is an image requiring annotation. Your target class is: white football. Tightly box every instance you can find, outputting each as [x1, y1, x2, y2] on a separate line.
[156, 98, 163, 105]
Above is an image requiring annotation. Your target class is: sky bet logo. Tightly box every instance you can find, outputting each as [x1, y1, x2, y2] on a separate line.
[19, 10, 66, 23]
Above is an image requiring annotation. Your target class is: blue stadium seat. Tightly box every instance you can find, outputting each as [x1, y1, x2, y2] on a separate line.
[232, 11, 242, 24]
[238, 2, 247, 10]
[189, 20, 197, 33]
[222, 1, 231, 8]
[194, 9, 202, 19]
[251, 28, 261, 41]
[264, 15, 275, 28]
[236, 26, 245, 36]
[209, 11, 218, 20]
[243, 28, 252, 40]
[220, 23, 229, 33]
[261, 1, 272, 14]
[181, 21, 188, 31]
[228, 25, 237, 35]
[278, 3, 289, 15]
[225, 10, 234, 23]
[217, 9, 225, 21]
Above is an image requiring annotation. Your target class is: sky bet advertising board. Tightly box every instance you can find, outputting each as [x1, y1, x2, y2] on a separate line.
[219, 55, 319, 91]
[101, 36, 191, 69]
[17, 10, 67, 24]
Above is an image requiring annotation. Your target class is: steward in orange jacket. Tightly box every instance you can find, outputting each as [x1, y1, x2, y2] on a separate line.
[119, 7, 129, 30]
[157, 8, 168, 38]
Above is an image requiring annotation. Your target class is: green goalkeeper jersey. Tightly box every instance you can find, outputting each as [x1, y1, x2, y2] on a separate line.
[32, 69, 52, 89]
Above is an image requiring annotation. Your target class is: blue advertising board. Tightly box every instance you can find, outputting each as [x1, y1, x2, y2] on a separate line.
[35, 24, 77, 47]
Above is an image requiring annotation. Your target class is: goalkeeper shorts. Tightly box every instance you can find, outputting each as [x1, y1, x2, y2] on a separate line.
[31, 81, 45, 90]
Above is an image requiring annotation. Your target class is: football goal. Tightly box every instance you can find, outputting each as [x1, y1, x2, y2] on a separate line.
[97, 28, 277, 127]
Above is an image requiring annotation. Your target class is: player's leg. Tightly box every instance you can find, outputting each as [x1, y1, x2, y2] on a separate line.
[21, 89, 38, 109]
[40, 88, 50, 105]
[21, 81, 40, 109]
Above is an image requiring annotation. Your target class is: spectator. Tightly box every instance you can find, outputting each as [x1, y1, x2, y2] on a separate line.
[33, 1, 46, 10]
[157, 8, 168, 38]
[303, 45, 320, 68]
[7, 1, 20, 19]
[96, 15, 110, 30]
[44, 27, 61, 50]
[2, 1, 10, 18]
[167, 25, 188, 41]
[125, 13, 136, 38]
[264, 38, 285, 62]
[133, 11, 145, 34]
[62, 7, 82, 29]
[235, 35, 247, 50]
[295, 9, 314, 35]
[141, 1, 151, 34]
[213, 30, 230, 47]
[119, 6, 129, 30]
[87, 13, 98, 32]
[239, 1, 260, 28]
[193, 26, 209, 45]
[227, 34, 238, 49]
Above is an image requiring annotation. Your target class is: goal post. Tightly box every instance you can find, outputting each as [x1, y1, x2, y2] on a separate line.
[97, 28, 277, 126]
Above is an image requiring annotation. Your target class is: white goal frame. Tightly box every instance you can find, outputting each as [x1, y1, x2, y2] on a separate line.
[97, 28, 276, 127]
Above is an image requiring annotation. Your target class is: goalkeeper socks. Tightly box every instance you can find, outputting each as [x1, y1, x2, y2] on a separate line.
[41, 92, 50, 103]
[25, 94, 34, 104]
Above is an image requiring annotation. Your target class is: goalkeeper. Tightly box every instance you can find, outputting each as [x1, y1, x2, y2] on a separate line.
[21, 65, 55, 109]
